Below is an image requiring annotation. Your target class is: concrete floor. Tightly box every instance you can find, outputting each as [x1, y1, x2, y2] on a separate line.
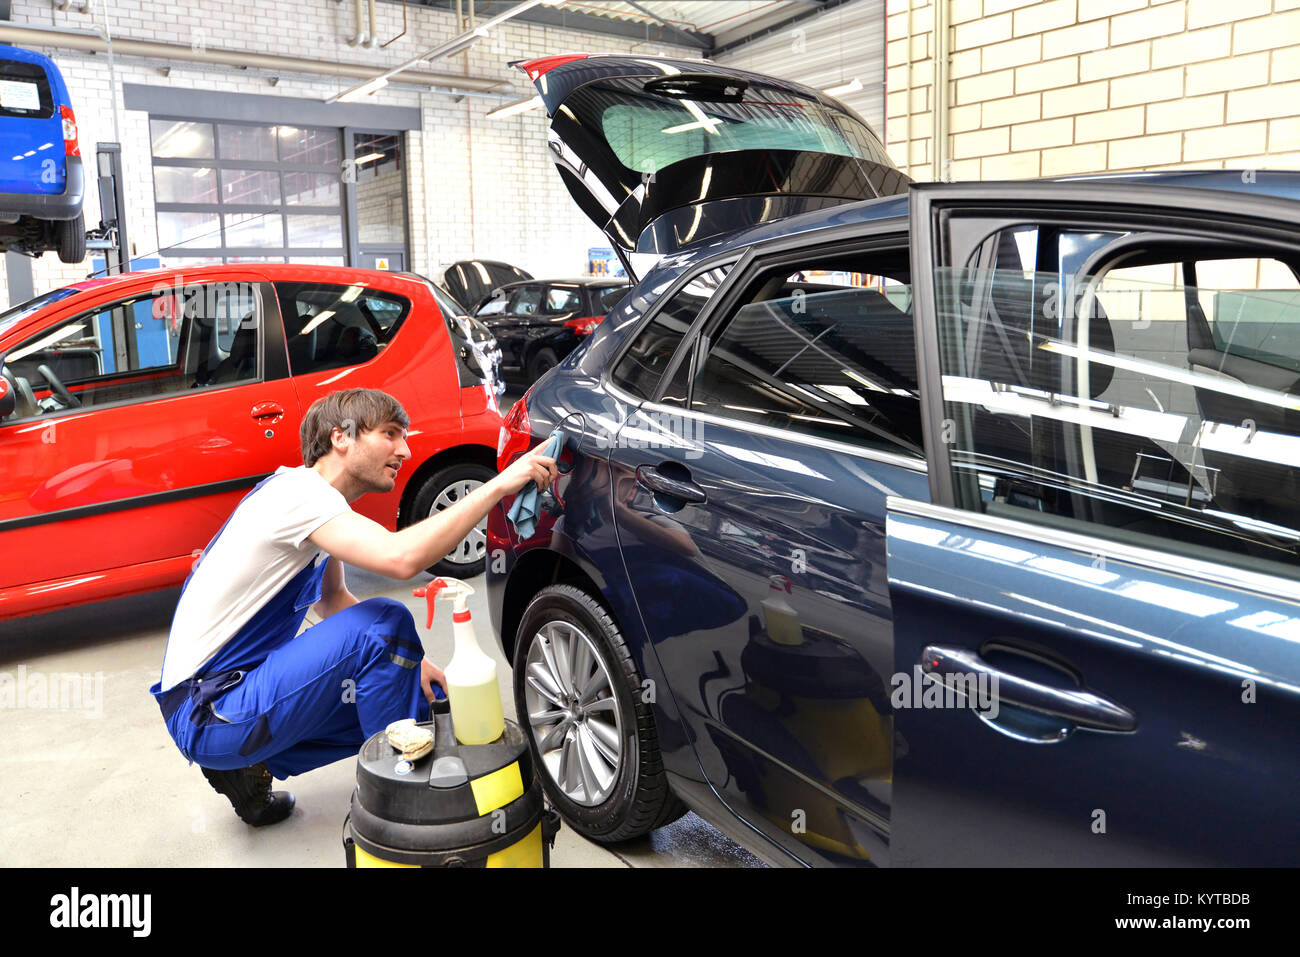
[0, 562, 762, 868]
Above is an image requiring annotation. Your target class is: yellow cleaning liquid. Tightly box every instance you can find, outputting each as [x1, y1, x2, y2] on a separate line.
[446, 677, 506, 746]
[414, 577, 508, 745]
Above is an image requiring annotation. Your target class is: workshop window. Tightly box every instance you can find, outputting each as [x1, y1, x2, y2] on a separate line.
[149, 118, 346, 266]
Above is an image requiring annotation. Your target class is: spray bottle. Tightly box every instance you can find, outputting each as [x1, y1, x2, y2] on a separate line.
[413, 577, 505, 745]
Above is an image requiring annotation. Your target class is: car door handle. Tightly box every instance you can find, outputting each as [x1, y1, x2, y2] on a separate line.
[250, 402, 284, 424]
[921, 644, 1137, 733]
[636, 465, 706, 505]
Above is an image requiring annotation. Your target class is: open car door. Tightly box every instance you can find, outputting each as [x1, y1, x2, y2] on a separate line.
[889, 179, 1300, 865]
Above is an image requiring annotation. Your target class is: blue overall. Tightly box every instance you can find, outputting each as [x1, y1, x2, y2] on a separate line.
[149, 476, 432, 779]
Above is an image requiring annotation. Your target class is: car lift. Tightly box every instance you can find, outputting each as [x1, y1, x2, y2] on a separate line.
[2, 142, 128, 307]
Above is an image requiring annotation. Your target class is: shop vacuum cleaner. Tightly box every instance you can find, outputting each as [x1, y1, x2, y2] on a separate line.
[344, 578, 560, 867]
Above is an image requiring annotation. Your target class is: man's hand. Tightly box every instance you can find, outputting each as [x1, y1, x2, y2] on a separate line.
[495, 445, 558, 497]
[309, 442, 559, 580]
[421, 658, 447, 703]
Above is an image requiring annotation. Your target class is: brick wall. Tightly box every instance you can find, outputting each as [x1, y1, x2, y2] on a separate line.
[885, 0, 1300, 181]
[1, 0, 697, 306]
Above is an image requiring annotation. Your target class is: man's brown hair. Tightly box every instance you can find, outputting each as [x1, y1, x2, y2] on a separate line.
[300, 389, 410, 466]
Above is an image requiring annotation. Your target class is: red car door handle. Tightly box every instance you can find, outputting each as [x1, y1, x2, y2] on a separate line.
[250, 402, 284, 424]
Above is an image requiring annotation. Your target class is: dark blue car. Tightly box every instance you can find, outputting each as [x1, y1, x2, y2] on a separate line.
[487, 53, 1300, 866]
[0, 45, 84, 263]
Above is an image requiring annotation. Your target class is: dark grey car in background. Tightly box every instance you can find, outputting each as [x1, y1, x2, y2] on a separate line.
[475, 277, 629, 384]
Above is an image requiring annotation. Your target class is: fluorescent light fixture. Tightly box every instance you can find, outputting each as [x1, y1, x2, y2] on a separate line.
[8, 324, 85, 362]
[817, 384, 868, 406]
[487, 95, 543, 120]
[340, 285, 364, 303]
[354, 152, 385, 166]
[299, 309, 336, 336]
[193, 167, 211, 177]
[822, 77, 862, 97]
[335, 76, 388, 103]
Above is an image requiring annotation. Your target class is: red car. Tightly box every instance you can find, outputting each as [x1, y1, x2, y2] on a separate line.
[0, 263, 503, 622]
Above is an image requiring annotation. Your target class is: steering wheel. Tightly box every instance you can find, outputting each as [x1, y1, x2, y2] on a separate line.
[37, 364, 81, 409]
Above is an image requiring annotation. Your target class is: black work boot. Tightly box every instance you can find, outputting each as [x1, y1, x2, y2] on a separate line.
[200, 763, 295, 827]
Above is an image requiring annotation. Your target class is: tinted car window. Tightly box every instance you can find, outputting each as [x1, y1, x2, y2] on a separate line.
[575, 76, 891, 177]
[596, 286, 629, 312]
[276, 282, 409, 376]
[934, 224, 1300, 575]
[610, 266, 730, 399]
[509, 286, 545, 316]
[0, 61, 54, 119]
[546, 286, 582, 313]
[691, 260, 921, 455]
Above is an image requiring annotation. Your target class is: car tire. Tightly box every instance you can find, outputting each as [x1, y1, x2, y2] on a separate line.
[55, 213, 85, 264]
[513, 583, 687, 843]
[406, 461, 495, 577]
[527, 348, 558, 384]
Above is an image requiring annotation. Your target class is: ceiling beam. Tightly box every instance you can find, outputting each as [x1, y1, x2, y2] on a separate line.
[406, 0, 713, 51]
[712, 0, 854, 58]
[621, 0, 714, 51]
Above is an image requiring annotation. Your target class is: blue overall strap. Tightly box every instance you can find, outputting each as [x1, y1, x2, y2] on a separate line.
[154, 471, 284, 692]
[179, 472, 283, 596]
[192, 555, 330, 679]
[150, 556, 330, 729]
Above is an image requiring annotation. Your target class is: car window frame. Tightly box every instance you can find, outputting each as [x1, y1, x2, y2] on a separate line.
[273, 280, 409, 378]
[600, 253, 745, 406]
[908, 181, 1300, 582]
[668, 231, 921, 459]
[0, 279, 272, 429]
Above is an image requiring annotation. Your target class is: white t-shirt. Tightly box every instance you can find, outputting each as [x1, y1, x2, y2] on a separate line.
[159, 466, 351, 691]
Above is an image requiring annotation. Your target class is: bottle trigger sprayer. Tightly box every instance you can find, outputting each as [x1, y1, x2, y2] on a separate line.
[412, 577, 505, 745]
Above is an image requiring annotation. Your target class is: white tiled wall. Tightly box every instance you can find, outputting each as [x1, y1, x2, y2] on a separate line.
[886, 0, 1300, 181]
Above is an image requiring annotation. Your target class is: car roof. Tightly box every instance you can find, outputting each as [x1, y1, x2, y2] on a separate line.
[0, 45, 60, 69]
[62, 262, 430, 296]
[489, 277, 629, 290]
[688, 169, 1300, 263]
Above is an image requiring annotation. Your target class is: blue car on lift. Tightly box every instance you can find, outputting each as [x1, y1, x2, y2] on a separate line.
[0, 45, 84, 263]
[488, 53, 1300, 866]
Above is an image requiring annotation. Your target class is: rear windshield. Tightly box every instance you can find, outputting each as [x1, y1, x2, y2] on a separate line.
[0, 61, 55, 120]
[574, 75, 890, 176]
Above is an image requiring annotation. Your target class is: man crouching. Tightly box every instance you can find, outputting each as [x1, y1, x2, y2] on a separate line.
[149, 388, 556, 825]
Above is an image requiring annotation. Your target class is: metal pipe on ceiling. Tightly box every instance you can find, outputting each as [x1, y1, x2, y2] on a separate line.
[350, 0, 367, 46]
[0, 22, 509, 94]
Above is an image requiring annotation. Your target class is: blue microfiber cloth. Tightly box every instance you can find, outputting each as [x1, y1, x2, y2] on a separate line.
[507, 427, 567, 539]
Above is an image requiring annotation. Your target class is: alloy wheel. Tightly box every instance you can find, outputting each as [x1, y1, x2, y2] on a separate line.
[523, 620, 624, 805]
[428, 479, 487, 566]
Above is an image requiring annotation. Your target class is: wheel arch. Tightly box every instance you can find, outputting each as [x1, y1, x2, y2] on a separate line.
[500, 547, 617, 668]
[397, 443, 497, 528]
